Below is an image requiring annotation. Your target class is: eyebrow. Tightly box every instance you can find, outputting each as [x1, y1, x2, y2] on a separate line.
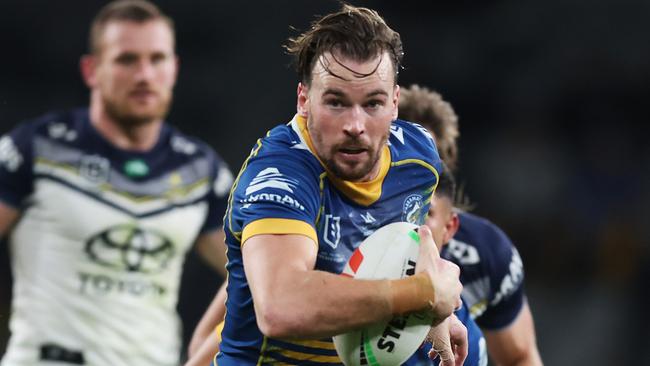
[322, 88, 389, 98]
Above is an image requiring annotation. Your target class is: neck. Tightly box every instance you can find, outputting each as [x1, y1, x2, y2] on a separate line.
[89, 94, 163, 152]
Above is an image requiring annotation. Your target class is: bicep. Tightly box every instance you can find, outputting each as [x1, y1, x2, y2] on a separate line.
[0, 200, 19, 238]
[242, 234, 317, 304]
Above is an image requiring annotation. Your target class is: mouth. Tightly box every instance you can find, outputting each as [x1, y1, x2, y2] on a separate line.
[129, 89, 157, 99]
[336, 146, 369, 163]
[338, 147, 367, 155]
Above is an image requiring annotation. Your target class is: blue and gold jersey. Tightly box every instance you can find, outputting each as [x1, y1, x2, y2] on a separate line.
[218, 115, 442, 365]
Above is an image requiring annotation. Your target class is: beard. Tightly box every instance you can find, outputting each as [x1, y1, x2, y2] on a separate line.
[318, 133, 388, 181]
[102, 90, 172, 128]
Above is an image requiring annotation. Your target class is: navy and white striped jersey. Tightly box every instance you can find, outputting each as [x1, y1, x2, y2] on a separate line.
[0, 108, 232, 366]
[442, 212, 526, 330]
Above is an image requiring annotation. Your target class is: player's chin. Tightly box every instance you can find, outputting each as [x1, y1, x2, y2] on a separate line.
[334, 164, 372, 181]
[126, 105, 168, 123]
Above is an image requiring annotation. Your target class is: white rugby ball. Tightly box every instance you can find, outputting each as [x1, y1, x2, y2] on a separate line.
[333, 222, 433, 366]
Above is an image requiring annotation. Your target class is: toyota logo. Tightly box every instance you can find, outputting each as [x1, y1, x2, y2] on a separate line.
[85, 225, 175, 274]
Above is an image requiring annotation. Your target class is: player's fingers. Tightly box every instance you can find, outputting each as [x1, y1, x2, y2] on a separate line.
[435, 346, 455, 366]
[449, 315, 468, 366]
[427, 348, 438, 361]
[418, 225, 440, 259]
[455, 344, 467, 366]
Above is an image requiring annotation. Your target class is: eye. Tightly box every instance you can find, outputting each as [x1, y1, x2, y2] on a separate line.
[115, 53, 138, 65]
[325, 98, 345, 108]
[364, 99, 385, 109]
[151, 53, 167, 64]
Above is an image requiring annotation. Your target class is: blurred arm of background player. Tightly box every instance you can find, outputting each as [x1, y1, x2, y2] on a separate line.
[398, 84, 543, 366]
[0, 202, 19, 237]
[194, 229, 228, 279]
[186, 282, 227, 361]
[483, 303, 542, 366]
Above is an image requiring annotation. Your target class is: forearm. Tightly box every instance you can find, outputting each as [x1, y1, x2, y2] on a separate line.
[184, 332, 220, 366]
[484, 304, 543, 366]
[491, 352, 543, 366]
[245, 233, 443, 340]
[255, 269, 393, 339]
[188, 283, 227, 357]
[195, 230, 228, 278]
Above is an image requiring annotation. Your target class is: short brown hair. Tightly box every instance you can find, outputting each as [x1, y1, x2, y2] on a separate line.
[285, 4, 403, 86]
[399, 84, 459, 172]
[89, 0, 175, 55]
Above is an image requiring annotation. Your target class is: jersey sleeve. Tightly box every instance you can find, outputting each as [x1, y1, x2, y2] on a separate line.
[199, 152, 234, 234]
[0, 122, 35, 208]
[476, 228, 526, 330]
[229, 149, 321, 245]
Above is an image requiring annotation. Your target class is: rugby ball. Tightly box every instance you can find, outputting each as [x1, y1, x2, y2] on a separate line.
[333, 222, 433, 366]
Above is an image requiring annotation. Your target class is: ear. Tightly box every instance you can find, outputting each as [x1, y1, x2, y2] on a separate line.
[80, 55, 97, 88]
[391, 84, 400, 120]
[171, 55, 180, 87]
[297, 82, 309, 117]
[443, 212, 460, 244]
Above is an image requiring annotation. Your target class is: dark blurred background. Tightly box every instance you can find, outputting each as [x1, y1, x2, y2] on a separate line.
[1, 0, 648, 365]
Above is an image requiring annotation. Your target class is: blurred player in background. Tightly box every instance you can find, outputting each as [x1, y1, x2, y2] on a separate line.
[399, 85, 543, 365]
[215, 5, 466, 366]
[0, 1, 232, 365]
[409, 168, 488, 366]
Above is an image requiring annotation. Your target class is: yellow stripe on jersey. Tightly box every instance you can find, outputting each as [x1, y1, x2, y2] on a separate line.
[283, 339, 337, 350]
[392, 158, 440, 179]
[470, 299, 488, 317]
[242, 218, 317, 246]
[215, 321, 224, 343]
[226, 136, 266, 238]
[296, 115, 391, 206]
[393, 158, 440, 202]
[263, 348, 342, 364]
[256, 336, 270, 366]
[35, 157, 210, 203]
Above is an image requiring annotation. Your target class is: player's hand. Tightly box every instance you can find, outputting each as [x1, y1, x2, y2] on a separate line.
[427, 314, 468, 366]
[415, 225, 462, 322]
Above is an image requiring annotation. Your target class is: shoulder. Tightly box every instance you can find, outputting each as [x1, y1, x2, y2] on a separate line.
[446, 211, 518, 272]
[164, 126, 235, 197]
[3, 109, 83, 142]
[0, 109, 85, 166]
[389, 119, 437, 155]
[164, 125, 222, 161]
[388, 119, 441, 172]
[244, 122, 323, 180]
[230, 121, 323, 209]
[456, 211, 515, 258]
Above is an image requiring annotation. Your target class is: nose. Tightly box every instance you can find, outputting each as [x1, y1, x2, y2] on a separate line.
[343, 105, 365, 137]
[135, 59, 155, 81]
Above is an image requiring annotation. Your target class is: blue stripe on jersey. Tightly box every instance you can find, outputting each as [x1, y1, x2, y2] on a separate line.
[261, 351, 343, 366]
